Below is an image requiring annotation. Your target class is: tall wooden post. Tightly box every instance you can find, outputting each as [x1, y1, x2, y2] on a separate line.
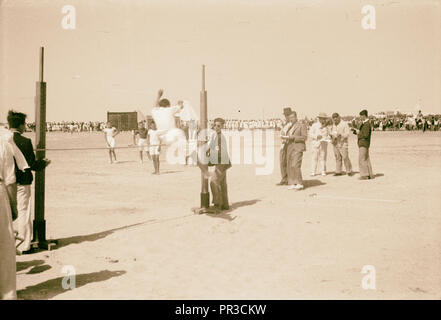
[33, 47, 56, 250]
[200, 65, 210, 209]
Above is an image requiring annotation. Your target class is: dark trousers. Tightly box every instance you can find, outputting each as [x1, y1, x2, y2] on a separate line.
[280, 146, 288, 183]
[359, 147, 373, 178]
[210, 166, 229, 209]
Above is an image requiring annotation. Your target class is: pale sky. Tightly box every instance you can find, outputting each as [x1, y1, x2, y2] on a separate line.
[1, 0, 440, 122]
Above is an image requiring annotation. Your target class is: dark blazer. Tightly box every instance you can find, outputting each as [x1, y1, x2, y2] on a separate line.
[13, 132, 46, 185]
[357, 121, 372, 148]
[207, 132, 232, 170]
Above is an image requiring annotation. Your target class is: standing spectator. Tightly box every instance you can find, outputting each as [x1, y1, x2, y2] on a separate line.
[330, 113, 353, 176]
[103, 121, 119, 164]
[309, 113, 331, 176]
[134, 122, 149, 164]
[284, 111, 308, 190]
[148, 121, 161, 175]
[0, 136, 18, 300]
[353, 109, 374, 180]
[207, 118, 232, 210]
[7, 111, 51, 254]
[277, 107, 293, 186]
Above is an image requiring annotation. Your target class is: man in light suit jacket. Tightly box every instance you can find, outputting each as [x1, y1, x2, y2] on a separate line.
[277, 107, 294, 185]
[283, 111, 308, 190]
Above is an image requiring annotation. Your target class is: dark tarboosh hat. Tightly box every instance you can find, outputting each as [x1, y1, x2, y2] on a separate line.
[359, 109, 368, 116]
[283, 107, 292, 116]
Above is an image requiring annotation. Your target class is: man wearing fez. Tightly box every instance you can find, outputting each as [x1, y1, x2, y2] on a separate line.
[277, 107, 294, 185]
[330, 113, 353, 176]
[282, 111, 308, 190]
[352, 109, 374, 180]
[7, 110, 51, 254]
[207, 118, 231, 211]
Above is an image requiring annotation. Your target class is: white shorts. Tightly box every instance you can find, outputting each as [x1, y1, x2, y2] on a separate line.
[106, 137, 115, 148]
[149, 145, 160, 156]
[137, 138, 148, 151]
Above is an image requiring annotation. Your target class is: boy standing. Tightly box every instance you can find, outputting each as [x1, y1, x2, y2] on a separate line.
[148, 121, 161, 174]
[134, 122, 149, 163]
[103, 122, 119, 164]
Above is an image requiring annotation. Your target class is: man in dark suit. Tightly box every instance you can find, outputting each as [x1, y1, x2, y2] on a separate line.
[352, 109, 373, 180]
[7, 110, 51, 254]
[207, 118, 231, 211]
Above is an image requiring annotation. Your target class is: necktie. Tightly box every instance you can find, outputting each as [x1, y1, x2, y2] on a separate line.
[218, 132, 222, 164]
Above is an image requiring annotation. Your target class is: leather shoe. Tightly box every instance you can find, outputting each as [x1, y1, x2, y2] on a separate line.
[21, 248, 36, 255]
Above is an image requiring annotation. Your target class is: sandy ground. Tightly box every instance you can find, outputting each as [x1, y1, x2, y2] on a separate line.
[14, 130, 441, 300]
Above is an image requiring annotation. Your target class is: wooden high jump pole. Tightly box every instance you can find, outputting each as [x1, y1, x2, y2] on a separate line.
[33, 46, 57, 250]
[193, 65, 211, 214]
[200, 65, 210, 209]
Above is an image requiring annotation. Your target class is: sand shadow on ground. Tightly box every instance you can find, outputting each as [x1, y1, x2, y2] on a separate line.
[158, 170, 183, 175]
[55, 221, 152, 250]
[303, 179, 326, 189]
[206, 199, 261, 220]
[17, 270, 126, 300]
[17, 260, 45, 272]
[113, 160, 136, 164]
[27, 265, 52, 275]
[325, 171, 359, 175]
[373, 173, 384, 178]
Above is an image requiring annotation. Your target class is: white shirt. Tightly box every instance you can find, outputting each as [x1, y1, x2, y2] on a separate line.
[103, 127, 116, 138]
[151, 106, 181, 132]
[0, 138, 16, 185]
[330, 120, 350, 147]
[0, 127, 29, 171]
[309, 121, 331, 148]
[148, 129, 160, 146]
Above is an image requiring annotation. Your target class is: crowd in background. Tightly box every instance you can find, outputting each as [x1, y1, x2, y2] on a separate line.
[19, 121, 107, 133]
[208, 119, 284, 131]
[10, 111, 441, 133]
[208, 112, 441, 132]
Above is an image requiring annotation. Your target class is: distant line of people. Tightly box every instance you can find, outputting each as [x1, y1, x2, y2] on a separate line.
[349, 112, 440, 132]
[16, 110, 440, 134]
